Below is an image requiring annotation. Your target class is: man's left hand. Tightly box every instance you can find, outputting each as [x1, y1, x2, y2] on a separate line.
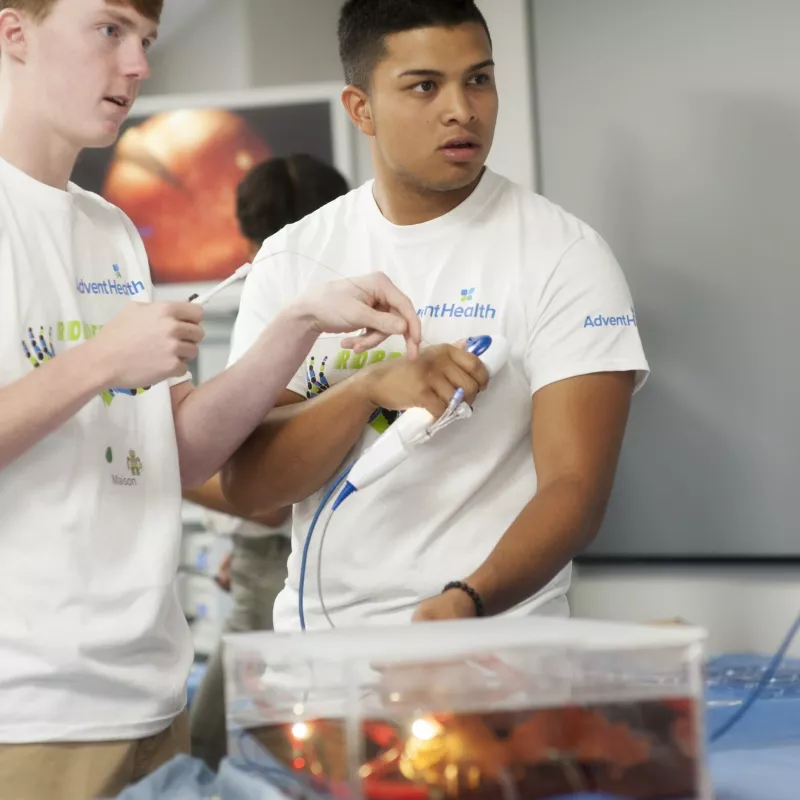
[412, 588, 477, 622]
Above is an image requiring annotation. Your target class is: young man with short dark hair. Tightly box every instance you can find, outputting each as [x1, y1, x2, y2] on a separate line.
[224, 0, 649, 630]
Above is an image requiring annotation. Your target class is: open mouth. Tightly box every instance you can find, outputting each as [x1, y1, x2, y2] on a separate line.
[442, 140, 479, 151]
[104, 96, 130, 109]
[439, 138, 482, 161]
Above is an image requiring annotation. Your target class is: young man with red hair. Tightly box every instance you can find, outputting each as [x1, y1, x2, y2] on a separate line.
[0, 1, 422, 797]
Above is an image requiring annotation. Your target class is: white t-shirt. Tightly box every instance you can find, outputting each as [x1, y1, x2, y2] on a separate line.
[0, 157, 193, 743]
[229, 169, 650, 633]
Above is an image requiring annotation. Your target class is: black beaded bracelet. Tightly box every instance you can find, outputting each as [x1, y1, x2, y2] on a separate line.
[443, 580, 485, 617]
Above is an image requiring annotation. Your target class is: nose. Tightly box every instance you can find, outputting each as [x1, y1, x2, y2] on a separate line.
[122, 41, 151, 81]
[442, 85, 477, 126]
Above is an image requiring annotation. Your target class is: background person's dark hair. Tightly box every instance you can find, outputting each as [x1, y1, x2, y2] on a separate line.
[338, 0, 492, 90]
[236, 154, 350, 246]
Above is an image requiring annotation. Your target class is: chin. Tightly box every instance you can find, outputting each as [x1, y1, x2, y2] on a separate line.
[423, 167, 486, 194]
[80, 126, 123, 151]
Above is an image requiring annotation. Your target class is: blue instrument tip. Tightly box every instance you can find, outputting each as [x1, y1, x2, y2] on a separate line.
[332, 481, 357, 511]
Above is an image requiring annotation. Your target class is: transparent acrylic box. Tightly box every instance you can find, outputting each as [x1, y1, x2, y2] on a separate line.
[224, 617, 709, 799]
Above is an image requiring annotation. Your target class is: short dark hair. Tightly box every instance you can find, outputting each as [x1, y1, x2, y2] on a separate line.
[338, 0, 492, 89]
[236, 154, 350, 245]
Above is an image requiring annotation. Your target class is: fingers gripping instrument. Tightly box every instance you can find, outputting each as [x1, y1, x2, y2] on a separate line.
[332, 335, 510, 510]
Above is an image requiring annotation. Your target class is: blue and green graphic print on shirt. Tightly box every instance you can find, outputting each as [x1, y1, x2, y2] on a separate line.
[305, 349, 402, 434]
[20, 324, 150, 406]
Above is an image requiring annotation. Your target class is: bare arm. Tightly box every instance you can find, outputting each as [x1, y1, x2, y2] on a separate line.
[172, 271, 422, 490]
[467, 371, 634, 613]
[415, 371, 636, 621]
[183, 472, 291, 528]
[222, 345, 490, 516]
[222, 378, 377, 516]
[172, 309, 319, 489]
[0, 340, 112, 472]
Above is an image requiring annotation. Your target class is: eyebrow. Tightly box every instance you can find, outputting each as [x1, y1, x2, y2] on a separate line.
[103, 7, 159, 40]
[398, 58, 495, 79]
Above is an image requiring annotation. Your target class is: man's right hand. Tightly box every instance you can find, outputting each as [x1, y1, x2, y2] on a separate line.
[90, 302, 205, 389]
[356, 343, 490, 420]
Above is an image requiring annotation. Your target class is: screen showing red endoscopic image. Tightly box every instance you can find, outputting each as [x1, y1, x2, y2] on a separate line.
[72, 99, 338, 286]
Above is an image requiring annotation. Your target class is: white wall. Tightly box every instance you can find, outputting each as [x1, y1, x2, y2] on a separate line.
[141, 0, 537, 188]
[531, 0, 800, 658]
[570, 565, 800, 657]
[248, 0, 342, 88]
[142, 0, 252, 95]
[477, 0, 537, 189]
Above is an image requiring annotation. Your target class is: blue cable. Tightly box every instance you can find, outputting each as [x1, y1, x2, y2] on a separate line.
[709, 609, 800, 743]
[298, 466, 352, 631]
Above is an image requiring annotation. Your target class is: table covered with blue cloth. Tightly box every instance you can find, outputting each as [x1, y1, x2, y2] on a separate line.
[117, 654, 800, 800]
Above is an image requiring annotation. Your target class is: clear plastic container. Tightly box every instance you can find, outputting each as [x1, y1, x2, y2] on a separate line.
[224, 616, 709, 799]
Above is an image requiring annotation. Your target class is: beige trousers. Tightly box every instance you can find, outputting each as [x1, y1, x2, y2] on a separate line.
[0, 710, 189, 800]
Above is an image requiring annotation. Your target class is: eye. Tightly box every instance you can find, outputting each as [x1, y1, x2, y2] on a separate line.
[469, 73, 492, 86]
[412, 80, 436, 94]
[100, 23, 121, 39]
[142, 38, 153, 52]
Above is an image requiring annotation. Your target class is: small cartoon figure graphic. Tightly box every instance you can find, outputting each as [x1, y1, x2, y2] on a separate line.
[127, 450, 143, 477]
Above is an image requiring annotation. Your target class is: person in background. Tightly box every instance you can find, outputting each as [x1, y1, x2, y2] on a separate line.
[185, 154, 350, 771]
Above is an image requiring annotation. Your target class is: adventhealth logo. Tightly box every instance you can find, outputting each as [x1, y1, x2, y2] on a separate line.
[584, 307, 638, 329]
[418, 288, 497, 320]
[76, 263, 145, 298]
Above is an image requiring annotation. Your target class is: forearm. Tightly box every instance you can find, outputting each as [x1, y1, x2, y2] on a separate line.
[183, 473, 291, 528]
[0, 341, 111, 472]
[465, 478, 603, 615]
[173, 309, 319, 489]
[223, 375, 377, 515]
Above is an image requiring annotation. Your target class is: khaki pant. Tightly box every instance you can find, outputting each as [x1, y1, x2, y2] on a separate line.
[0, 711, 189, 800]
[189, 534, 290, 772]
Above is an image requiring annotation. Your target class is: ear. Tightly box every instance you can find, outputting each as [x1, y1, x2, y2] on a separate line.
[0, 9, 29, 64]
[341, 85, 376, 138]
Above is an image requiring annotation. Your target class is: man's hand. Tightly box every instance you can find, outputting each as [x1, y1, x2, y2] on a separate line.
[357, 343, 490, 420]
[291, 272, 423, 359]
[89, 301, 205, 389]
[412, 588, 477, 622]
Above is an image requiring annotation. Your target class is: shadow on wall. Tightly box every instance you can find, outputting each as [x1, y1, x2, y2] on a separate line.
[587, 92, 800, 558]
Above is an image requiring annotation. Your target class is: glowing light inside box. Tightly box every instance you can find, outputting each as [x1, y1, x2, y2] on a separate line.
[291, 722, 311, 741]
[410, 717, 442, 742]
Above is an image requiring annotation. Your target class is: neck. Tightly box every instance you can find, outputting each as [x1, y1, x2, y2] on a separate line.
[371, 164, 485, 226]
[0, 83, 80, 190]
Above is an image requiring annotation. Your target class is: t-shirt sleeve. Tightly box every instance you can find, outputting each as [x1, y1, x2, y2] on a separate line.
[524, 229, 650, 396]
[228, 248, 307, 399]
